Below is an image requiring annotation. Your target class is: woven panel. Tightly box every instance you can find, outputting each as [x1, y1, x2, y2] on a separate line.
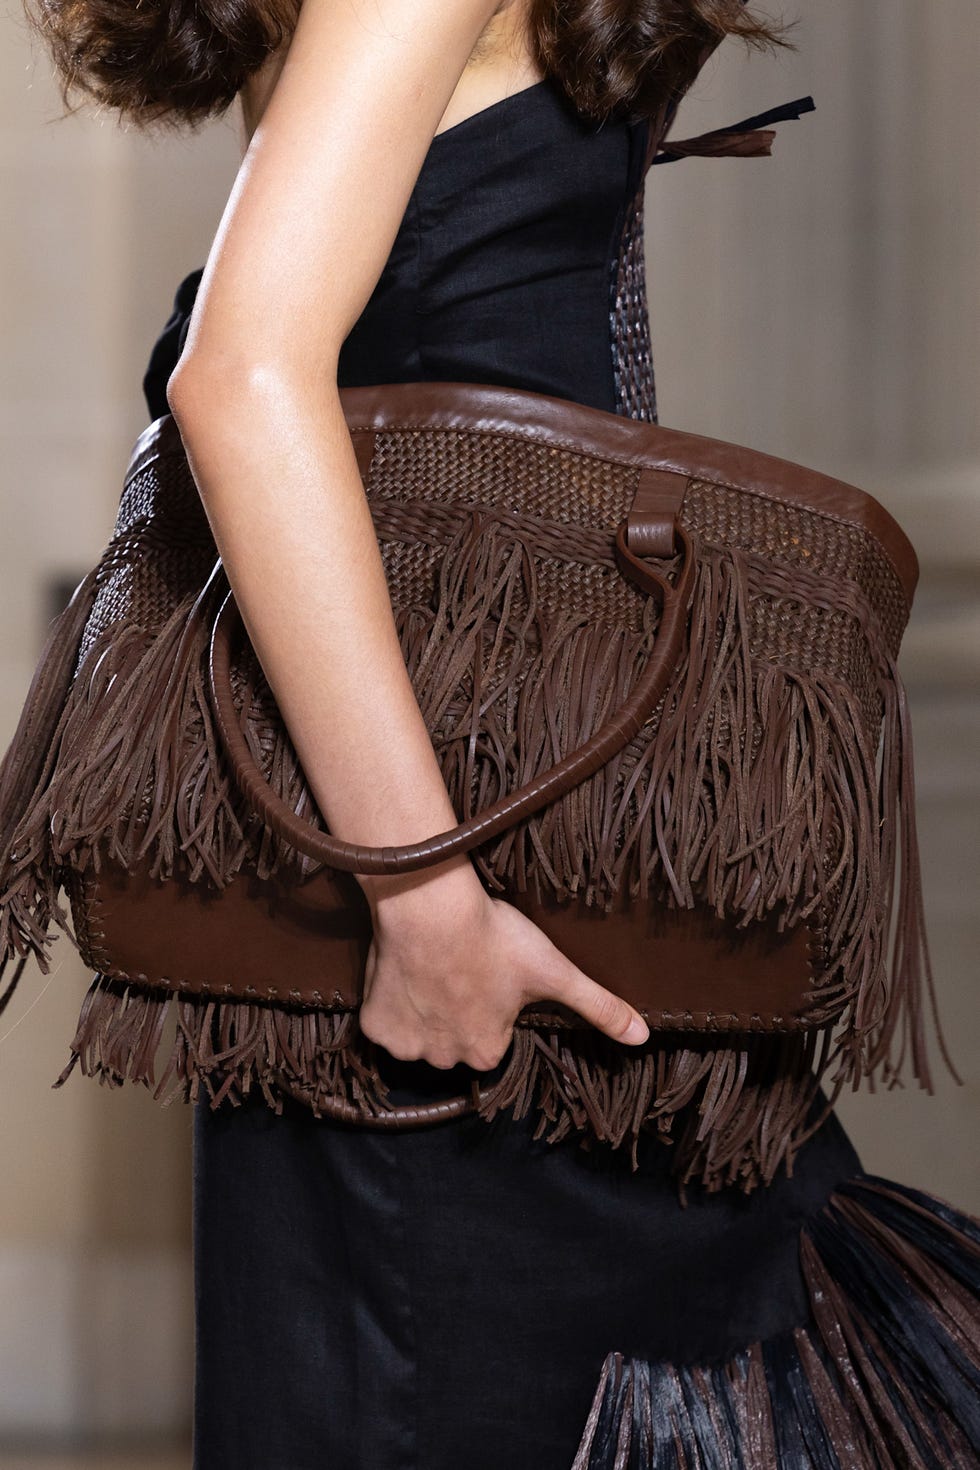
[369, 427, 640, 530]
[84, 433, 907, 737]
[610, 184, 658, 422]
[682, 479, 909, 656]
[77, 459, 214, 664]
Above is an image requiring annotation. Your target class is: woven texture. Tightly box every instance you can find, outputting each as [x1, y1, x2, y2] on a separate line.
[610, 185, 659, 423]
[82, 429, 908, 753]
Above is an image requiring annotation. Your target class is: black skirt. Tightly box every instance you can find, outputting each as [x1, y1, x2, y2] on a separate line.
[191, 1053, 980, 1470]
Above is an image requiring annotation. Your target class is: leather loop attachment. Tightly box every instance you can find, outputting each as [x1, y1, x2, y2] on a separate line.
[626, 467, 689, 558]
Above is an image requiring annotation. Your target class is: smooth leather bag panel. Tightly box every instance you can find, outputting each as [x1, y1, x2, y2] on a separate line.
[80, 859, 816, 1028]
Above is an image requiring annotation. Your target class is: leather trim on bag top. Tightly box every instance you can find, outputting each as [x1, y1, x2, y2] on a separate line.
[129, 383, 918, 602]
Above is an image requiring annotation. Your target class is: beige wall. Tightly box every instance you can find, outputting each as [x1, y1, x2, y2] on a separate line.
[0, 6, 239, 1440]
[1, 0, 977, 1443]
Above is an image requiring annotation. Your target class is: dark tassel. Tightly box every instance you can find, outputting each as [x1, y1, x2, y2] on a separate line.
[572, 1177, 980, 1469]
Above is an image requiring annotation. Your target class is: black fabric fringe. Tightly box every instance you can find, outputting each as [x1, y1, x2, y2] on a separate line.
[571, 1177, 980, 1469]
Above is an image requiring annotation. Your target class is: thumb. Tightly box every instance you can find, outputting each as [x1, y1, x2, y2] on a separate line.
[539, 960, 649, 1047]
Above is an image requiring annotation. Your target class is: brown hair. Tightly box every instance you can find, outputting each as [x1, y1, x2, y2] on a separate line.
[25, 0, 791, 134]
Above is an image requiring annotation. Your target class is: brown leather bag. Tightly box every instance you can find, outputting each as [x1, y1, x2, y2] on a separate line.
[0, 378, 944, 1192]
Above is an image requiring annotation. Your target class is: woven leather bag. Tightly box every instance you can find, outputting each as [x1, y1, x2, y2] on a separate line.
[0, 378, 942, 1192]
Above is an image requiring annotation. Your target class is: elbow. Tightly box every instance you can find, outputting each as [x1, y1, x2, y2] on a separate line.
[165, 356, 257, 441]
[164, 361, 197, 426]
[166, 349, 341, 449]
[164, 358, 226, 445]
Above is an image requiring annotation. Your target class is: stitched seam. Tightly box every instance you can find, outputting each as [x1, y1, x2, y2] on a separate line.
[520, 1011, 813, 1032]
[79, 870, 111, 970]
[84, 959, 350, 1007]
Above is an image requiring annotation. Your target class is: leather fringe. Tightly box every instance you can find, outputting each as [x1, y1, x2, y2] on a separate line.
[57, 973, 834, 1191]
[0, 522, 944, 1181]
[571, 1177, 980, 1469]
[53, 972, 393, 1118]
[0, 566, 102, 1001]
[473, 1023, 830, 1191]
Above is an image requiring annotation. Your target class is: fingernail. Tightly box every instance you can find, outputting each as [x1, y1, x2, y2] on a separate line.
[623, 1014, 649, 1045]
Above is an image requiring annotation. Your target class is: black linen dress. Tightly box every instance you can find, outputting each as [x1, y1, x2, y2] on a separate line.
[142, 76, 980, 1470]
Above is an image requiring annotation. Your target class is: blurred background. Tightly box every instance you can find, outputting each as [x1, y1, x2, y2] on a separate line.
[1, 0, 977, 1463]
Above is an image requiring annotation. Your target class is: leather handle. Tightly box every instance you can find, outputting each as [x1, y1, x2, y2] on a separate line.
[309, 1083, 481, 1129]
[208, 522, 695, 875]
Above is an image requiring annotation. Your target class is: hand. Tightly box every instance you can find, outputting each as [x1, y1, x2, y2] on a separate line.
[357, 871, 650, 1071]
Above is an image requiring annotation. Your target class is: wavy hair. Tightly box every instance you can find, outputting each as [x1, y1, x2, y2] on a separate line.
[24, 0, 791, 133]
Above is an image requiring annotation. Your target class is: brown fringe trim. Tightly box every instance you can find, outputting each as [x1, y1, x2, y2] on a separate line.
[474, 1022, 833, 1191]
[54, 973, 392, 1119]
[56, 973, 838, 1192]
[2, 518, 949, 1175]
[0, 566, 101, 985]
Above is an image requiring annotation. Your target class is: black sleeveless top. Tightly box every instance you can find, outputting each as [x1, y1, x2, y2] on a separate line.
[142, 77, 652, 423]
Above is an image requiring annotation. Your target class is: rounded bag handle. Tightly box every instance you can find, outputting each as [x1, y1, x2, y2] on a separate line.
[208, 521, 694, 875]
[303, 1085, 482, 1129]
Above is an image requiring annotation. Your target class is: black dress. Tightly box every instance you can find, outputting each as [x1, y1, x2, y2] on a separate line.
[143, 76, 980, 1470]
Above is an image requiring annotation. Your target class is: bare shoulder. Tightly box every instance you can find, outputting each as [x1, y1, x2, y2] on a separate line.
[436, 0, 543, 133]
[239, 0, 539, 147]
[178, 0, 525, 379]
[468, 0, 535, 65]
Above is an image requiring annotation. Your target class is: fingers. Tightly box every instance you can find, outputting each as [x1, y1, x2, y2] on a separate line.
[358, 899, 650, 1070]
[538, 962, 649, 1046]
[359, 1002, 512, 1072]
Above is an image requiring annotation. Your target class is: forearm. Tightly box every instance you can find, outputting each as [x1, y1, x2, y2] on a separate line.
[168, 363, 480, 916]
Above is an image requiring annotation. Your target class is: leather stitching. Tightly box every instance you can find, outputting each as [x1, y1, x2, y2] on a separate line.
[80, 873, 815, 1032]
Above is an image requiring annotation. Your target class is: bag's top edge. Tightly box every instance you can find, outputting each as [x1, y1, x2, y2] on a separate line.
[132, 381, 919, 602]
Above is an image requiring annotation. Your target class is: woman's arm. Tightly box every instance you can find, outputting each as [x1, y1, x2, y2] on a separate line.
[167, 0, 650, 1070]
